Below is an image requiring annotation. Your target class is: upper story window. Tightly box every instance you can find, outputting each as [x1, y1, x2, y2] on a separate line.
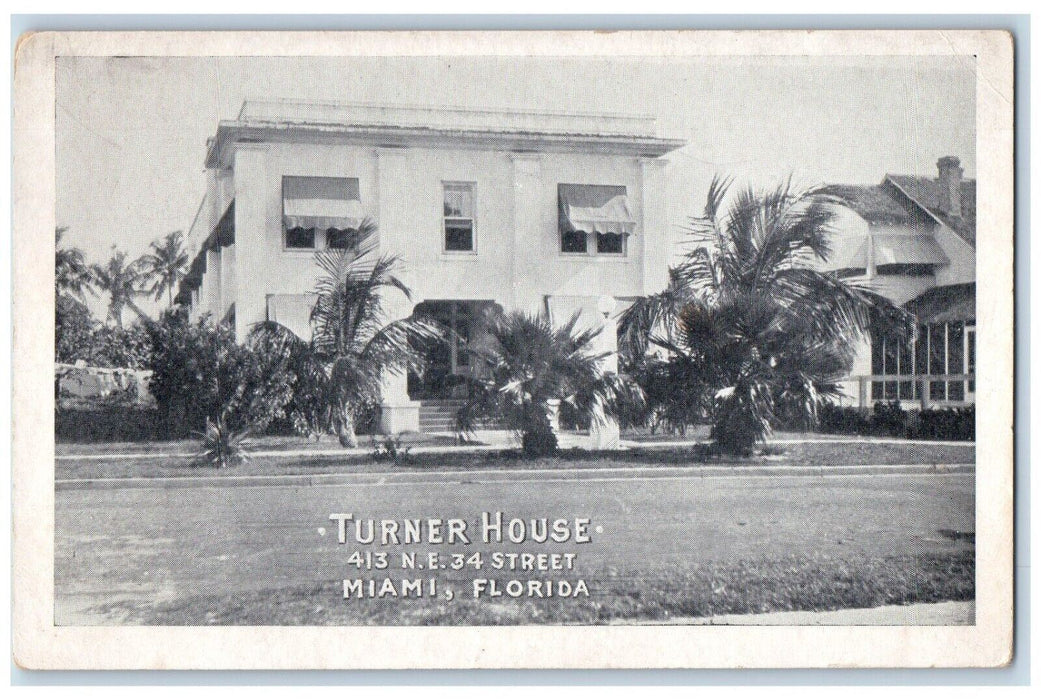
[443, 182, 475, 252]
[282, 176, 363, 250]
[285, 226, 317, 249]
[871, 234, 948, 276]
[558, 184, 634, 256]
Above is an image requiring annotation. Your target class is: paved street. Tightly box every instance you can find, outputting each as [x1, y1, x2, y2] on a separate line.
[55, 472, 974, 624]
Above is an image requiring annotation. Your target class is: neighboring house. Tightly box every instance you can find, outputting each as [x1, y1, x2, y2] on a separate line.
[822, 156, 977, 408]
[176, 100, 685, 439]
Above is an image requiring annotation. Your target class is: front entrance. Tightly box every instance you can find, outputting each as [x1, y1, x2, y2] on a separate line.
[409, 300, 500, 400]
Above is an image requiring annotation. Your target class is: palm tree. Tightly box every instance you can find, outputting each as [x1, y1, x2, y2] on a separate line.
[90, 249, 149, 328]
[457, 310, 643, 457]
[256, 219, 443, 447]
[620, 176, 910, 454]
[141, 230, 189, 308]
[55, 227, 91, 302]
[55, 227, 96, 375]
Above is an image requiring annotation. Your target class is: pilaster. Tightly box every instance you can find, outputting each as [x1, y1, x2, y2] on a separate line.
[640, 157, 669, 295]
[510, 154, 543, 313]
[232, 144, 269, 341]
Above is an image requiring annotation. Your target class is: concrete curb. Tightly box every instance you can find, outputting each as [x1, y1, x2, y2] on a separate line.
[55, 462, 975, 491]
[55, 437, 977, 461]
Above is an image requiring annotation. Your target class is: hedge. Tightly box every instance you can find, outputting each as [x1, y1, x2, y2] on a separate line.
[56, 408, 163, 443]
[818, 402, 975, 441]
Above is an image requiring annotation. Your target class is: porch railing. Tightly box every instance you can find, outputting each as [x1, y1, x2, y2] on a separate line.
[851, 374, 975, 410]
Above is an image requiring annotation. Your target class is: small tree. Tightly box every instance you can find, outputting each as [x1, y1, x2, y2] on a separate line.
[246, 320, 334, 440]
[252, 220, 443, 447]
[457, 310, 642, 457]
[147, 311, 293, 440]
[621, 176, 910, 454]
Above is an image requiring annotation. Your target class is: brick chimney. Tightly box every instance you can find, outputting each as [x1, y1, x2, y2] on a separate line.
[937, 156, 963, 218]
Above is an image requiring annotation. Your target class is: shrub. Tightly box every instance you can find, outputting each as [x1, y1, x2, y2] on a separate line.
[817, 403, 874, 435]
[147, 312, 293, 438]
[817, 401, 975, 441]
[521, 421, 559, 457]
[870, 401, 907, 436]
[371, 434, 412, 464]
[86, 324, 154, 369]
[458, 310, 640, 458]
[55, 407, 162, 443]
[908, 406, 975, 441]
[193, 415, 250, 468]
[55, 296, 95, 364]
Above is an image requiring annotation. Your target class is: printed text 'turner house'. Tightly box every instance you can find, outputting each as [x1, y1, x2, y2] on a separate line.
[175, 100, 685, 440]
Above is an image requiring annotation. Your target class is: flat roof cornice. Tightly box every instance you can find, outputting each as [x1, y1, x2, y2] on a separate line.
[205, 113, 686, 167]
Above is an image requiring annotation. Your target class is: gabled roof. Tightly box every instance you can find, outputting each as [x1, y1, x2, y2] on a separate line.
[818, 183, 917, 227]
[886, 175, 976, 246]
[822, 174, 976, 247]
[903, 282, 976, 324]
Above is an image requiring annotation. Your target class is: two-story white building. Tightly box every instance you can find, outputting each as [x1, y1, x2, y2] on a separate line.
[176, 100, 685, 437]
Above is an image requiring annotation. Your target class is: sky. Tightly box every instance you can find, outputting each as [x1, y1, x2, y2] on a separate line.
[56, 54, 976, 317]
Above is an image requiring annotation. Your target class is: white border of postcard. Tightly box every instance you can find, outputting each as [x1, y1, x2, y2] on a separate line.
[13, 29, 1014, 669]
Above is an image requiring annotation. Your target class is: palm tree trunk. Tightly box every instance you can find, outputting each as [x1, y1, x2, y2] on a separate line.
[337, 402, 359, 448]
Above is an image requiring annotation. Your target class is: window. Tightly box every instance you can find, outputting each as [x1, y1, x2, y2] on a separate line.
[596, 232, 625, 255]
[561, 230, 588, 254]
[282, 176, 362, 250]
[872, 333, 916, 401]
[558, 183, 634, 256]
[286, 227, 316, 249]
[326, 229, 355, 250]
[929, 323, 946, 400]
[947, 321, 964, 401]
[443, 183, 475, 252]
[875, 263, 935, 277]
[873, 320, 975, 403]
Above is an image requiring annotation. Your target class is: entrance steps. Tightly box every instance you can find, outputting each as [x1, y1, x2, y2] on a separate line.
[418, 399, 466, 434]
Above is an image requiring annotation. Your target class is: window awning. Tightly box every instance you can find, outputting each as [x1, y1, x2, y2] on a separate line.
[826, 235, 869, 271]
[558, 184, 635, 235]
[283, 176, 365, 231]
[873, 234, 949, 266]
[203, 201, 235, 251]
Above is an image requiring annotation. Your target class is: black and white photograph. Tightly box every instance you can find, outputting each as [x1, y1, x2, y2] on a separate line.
[12, 29, 1014, 669]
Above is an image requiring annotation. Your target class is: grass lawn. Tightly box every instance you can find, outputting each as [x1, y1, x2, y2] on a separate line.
[55, 473, 975, 625]
[54, 437, 975, 481]
[108, 551, 974, 625]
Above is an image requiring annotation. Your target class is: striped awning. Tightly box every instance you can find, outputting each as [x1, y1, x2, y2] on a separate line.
[873, 233, 949, 266]
[826, 235, 869, 271]
[558, 184, 635, 235]
[283, 176, 365, 231]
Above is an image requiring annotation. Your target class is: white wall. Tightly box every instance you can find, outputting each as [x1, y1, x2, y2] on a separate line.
[933, 225, 976, 286]
[222, 140, 667, 339]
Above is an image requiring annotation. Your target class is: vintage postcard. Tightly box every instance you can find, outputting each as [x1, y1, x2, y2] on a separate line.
[12, 29, 1014, 669]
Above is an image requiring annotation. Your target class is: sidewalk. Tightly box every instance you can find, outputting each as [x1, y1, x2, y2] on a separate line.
[622, 600, 975, 626]
[55, 461, 974, 491]
[56, 429, 975, 461]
